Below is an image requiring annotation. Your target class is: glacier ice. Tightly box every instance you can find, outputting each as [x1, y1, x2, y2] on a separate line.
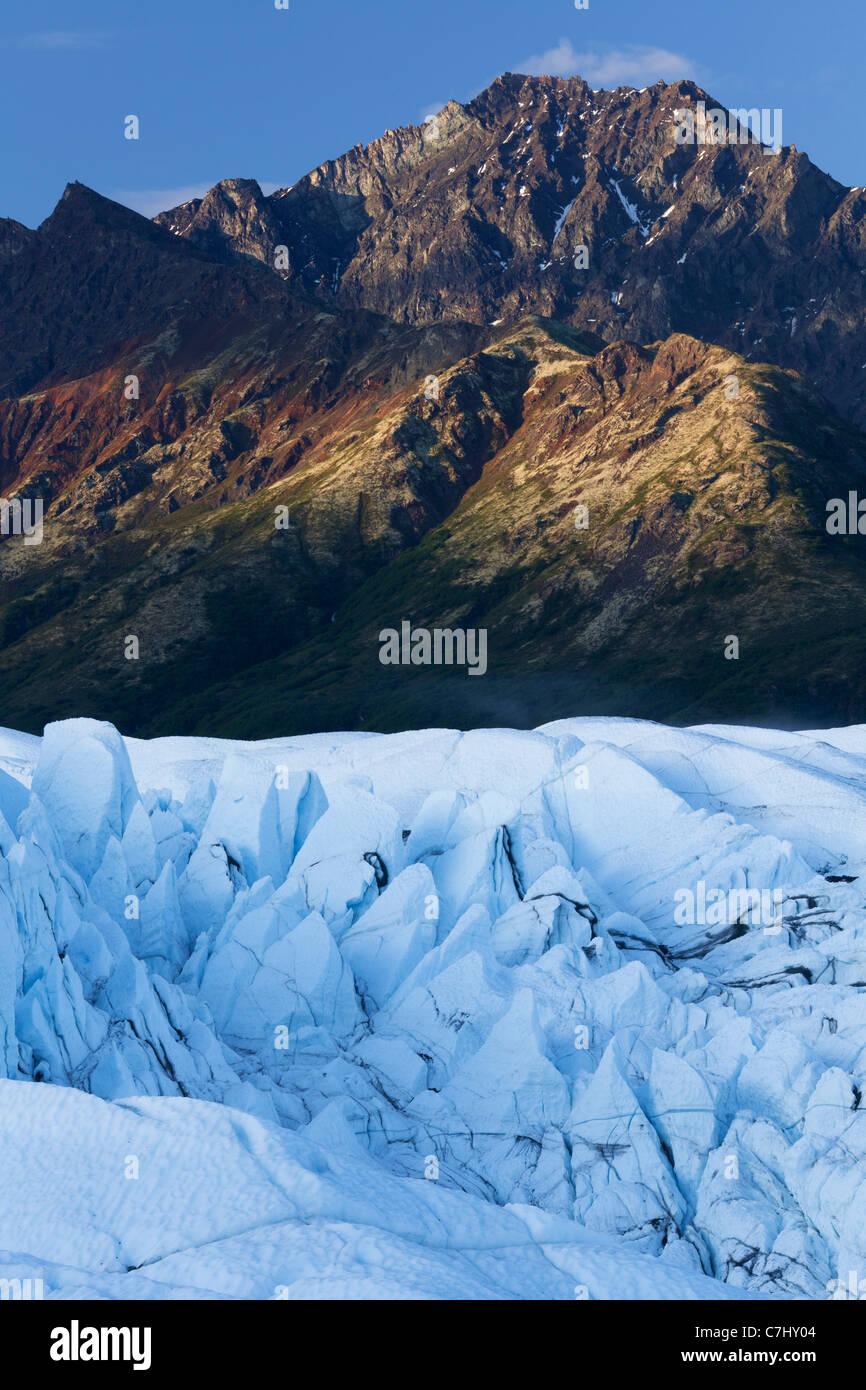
[1, 714, 865, 1300]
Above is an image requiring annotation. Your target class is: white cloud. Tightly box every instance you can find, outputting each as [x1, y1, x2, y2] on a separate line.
[112, 181, 280, 219]
[10, 31, 112, 51]
[420, 102, 448, 124]
[517, 40, 697, 88]
[112, 185, 215, 218]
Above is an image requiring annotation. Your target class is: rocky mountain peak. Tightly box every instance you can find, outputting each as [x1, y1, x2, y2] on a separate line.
[145, 73, 866, 426]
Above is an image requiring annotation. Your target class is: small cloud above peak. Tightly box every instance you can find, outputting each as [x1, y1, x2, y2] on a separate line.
[112, 182, 280, 219]
[420, 102, 448, 124]
[112, 185, 216, 218]
[516, 40, 697, 89]
[7, 31, 112, 51]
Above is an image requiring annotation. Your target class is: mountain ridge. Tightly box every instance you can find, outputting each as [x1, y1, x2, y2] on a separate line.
[153, 73, 866, 429]
[1, 74, 865, 736]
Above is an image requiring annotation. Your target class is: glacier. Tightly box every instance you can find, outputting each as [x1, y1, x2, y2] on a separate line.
[1, 714, 865, 1300]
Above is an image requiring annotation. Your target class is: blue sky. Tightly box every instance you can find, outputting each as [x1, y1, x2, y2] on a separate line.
[1, 0, 862, 228]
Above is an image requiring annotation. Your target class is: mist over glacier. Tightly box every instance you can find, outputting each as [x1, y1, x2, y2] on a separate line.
[1, 714, 865, 1300]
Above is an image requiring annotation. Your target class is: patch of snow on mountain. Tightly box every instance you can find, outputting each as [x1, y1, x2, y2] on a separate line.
[553, 198, 576, 244]
[609, 177, 652, 237]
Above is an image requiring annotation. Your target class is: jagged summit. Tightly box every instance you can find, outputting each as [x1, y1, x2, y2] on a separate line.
[43, 181, 175, 239]
[151, 74, 864, 427]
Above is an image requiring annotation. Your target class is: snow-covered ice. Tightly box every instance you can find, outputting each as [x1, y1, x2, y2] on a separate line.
[1, 715, 865, 1300]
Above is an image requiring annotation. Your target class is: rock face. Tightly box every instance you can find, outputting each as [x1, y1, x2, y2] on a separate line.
[1, 74, 866, 737]
[157, 74, 866, 431]
[1, 714, 865, 1298]
[1, 303, 866, 736]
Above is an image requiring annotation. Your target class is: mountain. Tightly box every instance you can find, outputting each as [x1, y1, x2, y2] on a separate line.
[1, 78, 866, 737]
[156, 74, 866, 431]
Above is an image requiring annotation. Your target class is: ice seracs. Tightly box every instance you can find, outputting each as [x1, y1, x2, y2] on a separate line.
[1, 713, 865, 1299]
